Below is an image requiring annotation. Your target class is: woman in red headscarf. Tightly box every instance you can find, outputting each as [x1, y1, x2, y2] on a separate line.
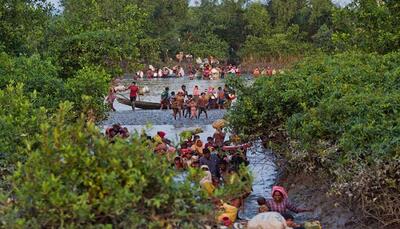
[266, 186, 313, 214]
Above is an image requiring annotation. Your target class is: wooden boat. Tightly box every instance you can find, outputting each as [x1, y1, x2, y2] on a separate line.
[116, 97, 230, 110]
[117, 98, 161, 109]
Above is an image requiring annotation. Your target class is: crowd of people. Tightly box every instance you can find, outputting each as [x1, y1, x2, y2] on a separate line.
[104, 121, 315, 228]
[133, 63, 241, 80]
[252, 66, 281, 78]
[160, 84, 236, 120]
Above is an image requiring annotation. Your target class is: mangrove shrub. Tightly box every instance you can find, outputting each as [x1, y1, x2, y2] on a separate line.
[227, 52, 400, 225]
[1, 104, 210, 228]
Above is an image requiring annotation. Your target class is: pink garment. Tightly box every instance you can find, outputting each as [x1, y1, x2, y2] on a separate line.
[272, 186, 288, 199]
[107, 93, 116, 102]
[193, 87, 200, 96]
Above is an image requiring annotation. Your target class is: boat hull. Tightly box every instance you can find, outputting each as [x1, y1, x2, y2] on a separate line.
[117, 98, 161, 109]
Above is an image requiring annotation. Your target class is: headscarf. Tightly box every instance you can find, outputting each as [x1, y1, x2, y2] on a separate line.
[154, 131, 166, 144]
[191, 139, 204, 155]
[157, 131, 166, 138]
[272, 186, 288, 199]
[200, 169, 212, 186]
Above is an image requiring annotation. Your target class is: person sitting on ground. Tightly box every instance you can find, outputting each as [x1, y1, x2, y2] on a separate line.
[267, 186, 313, 214]
[183, 135, 194, 147]
[197, 92, 208, 119]
[199, 148, 221, 180]
[105, 124, 129, 140]
[174, 156, 185, 170]
[257, 197, 269, 213]
[160, 87, 170, 110]
[204, 136, 215, 150]
[154, 131, 171, 145]
[153, 131, 168, 154]
[200, 165, 215, 196]
[218, 160, 230, 184]
[215, 198, 241, 226]
[229, 150, 250, 171]
[191, 139, 204, 156]
[193, 135, 200, 142]
[281, 213, 305, 229]
[189, 155, 200, 168]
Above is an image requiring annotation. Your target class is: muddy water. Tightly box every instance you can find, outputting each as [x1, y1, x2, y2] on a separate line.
[103, 78, 277, 220]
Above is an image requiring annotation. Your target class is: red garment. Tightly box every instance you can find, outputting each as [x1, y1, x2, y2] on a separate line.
[128, 85, 139, 97]
[157, 131, 166, 138]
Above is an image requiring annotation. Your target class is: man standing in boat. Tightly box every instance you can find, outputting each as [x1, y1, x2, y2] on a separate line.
[127, 81, 139, 111]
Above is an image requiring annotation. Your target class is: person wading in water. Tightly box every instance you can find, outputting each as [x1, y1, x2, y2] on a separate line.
[266, 186, 313, 214]
[160, 87, 170, 110]
[126, 81, 139, 111]
[197, 92, 208, 119]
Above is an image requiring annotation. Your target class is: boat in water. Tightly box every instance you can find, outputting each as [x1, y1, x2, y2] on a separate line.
[117, 98, 161, 109]
[116, 97, 226, 110]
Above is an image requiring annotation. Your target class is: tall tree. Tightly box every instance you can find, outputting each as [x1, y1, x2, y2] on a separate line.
[244, 2, 271, 37]
[133, 0, 189, 62]
[52, 0, 146, 77]
[332, 0, 399, 53]
[0, 0, 52, 55]
[270, 0, 307, 30]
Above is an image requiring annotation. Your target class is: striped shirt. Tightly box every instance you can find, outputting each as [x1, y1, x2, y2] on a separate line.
[266, 199, 304, 214]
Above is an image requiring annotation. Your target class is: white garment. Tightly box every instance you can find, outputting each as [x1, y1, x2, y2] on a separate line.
[138, 71, 144, 78]
[179, 68, 185, 77]
[247, 212, 292, 229]
[199, 170, 212, 186]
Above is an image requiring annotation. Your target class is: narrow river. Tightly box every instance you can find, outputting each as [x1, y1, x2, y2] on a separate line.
[102, 77, 277, 220]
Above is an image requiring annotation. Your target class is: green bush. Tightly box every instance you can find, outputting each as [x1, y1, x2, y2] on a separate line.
[0, 84, 47, 183]
[227, 52, 400, 225]
[0, 53, 65, 110]
[65, 66, 110, 121]
[1, 103, 210, 228]
[239, 25, 313, 62]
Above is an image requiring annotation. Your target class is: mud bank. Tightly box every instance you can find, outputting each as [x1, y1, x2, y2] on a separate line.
[276, 171, 375, 229]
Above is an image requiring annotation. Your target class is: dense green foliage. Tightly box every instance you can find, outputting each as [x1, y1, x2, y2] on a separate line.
[332, 0, 400, 53]
[0, 84, 46, 177]
[65, 66, 110, 120]
[227, 52, 400, 225]
[1, 0, 400, 227]
[1, 104, 210, 228]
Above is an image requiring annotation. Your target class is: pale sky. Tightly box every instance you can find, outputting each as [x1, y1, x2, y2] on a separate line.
[48, 0, 353, 10]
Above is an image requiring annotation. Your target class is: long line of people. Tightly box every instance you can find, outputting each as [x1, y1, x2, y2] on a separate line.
[134, 63, 241, 80]
[104, 123, 318, 228]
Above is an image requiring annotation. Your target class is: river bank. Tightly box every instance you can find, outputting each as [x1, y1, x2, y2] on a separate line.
[276, 170, 363, 229]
